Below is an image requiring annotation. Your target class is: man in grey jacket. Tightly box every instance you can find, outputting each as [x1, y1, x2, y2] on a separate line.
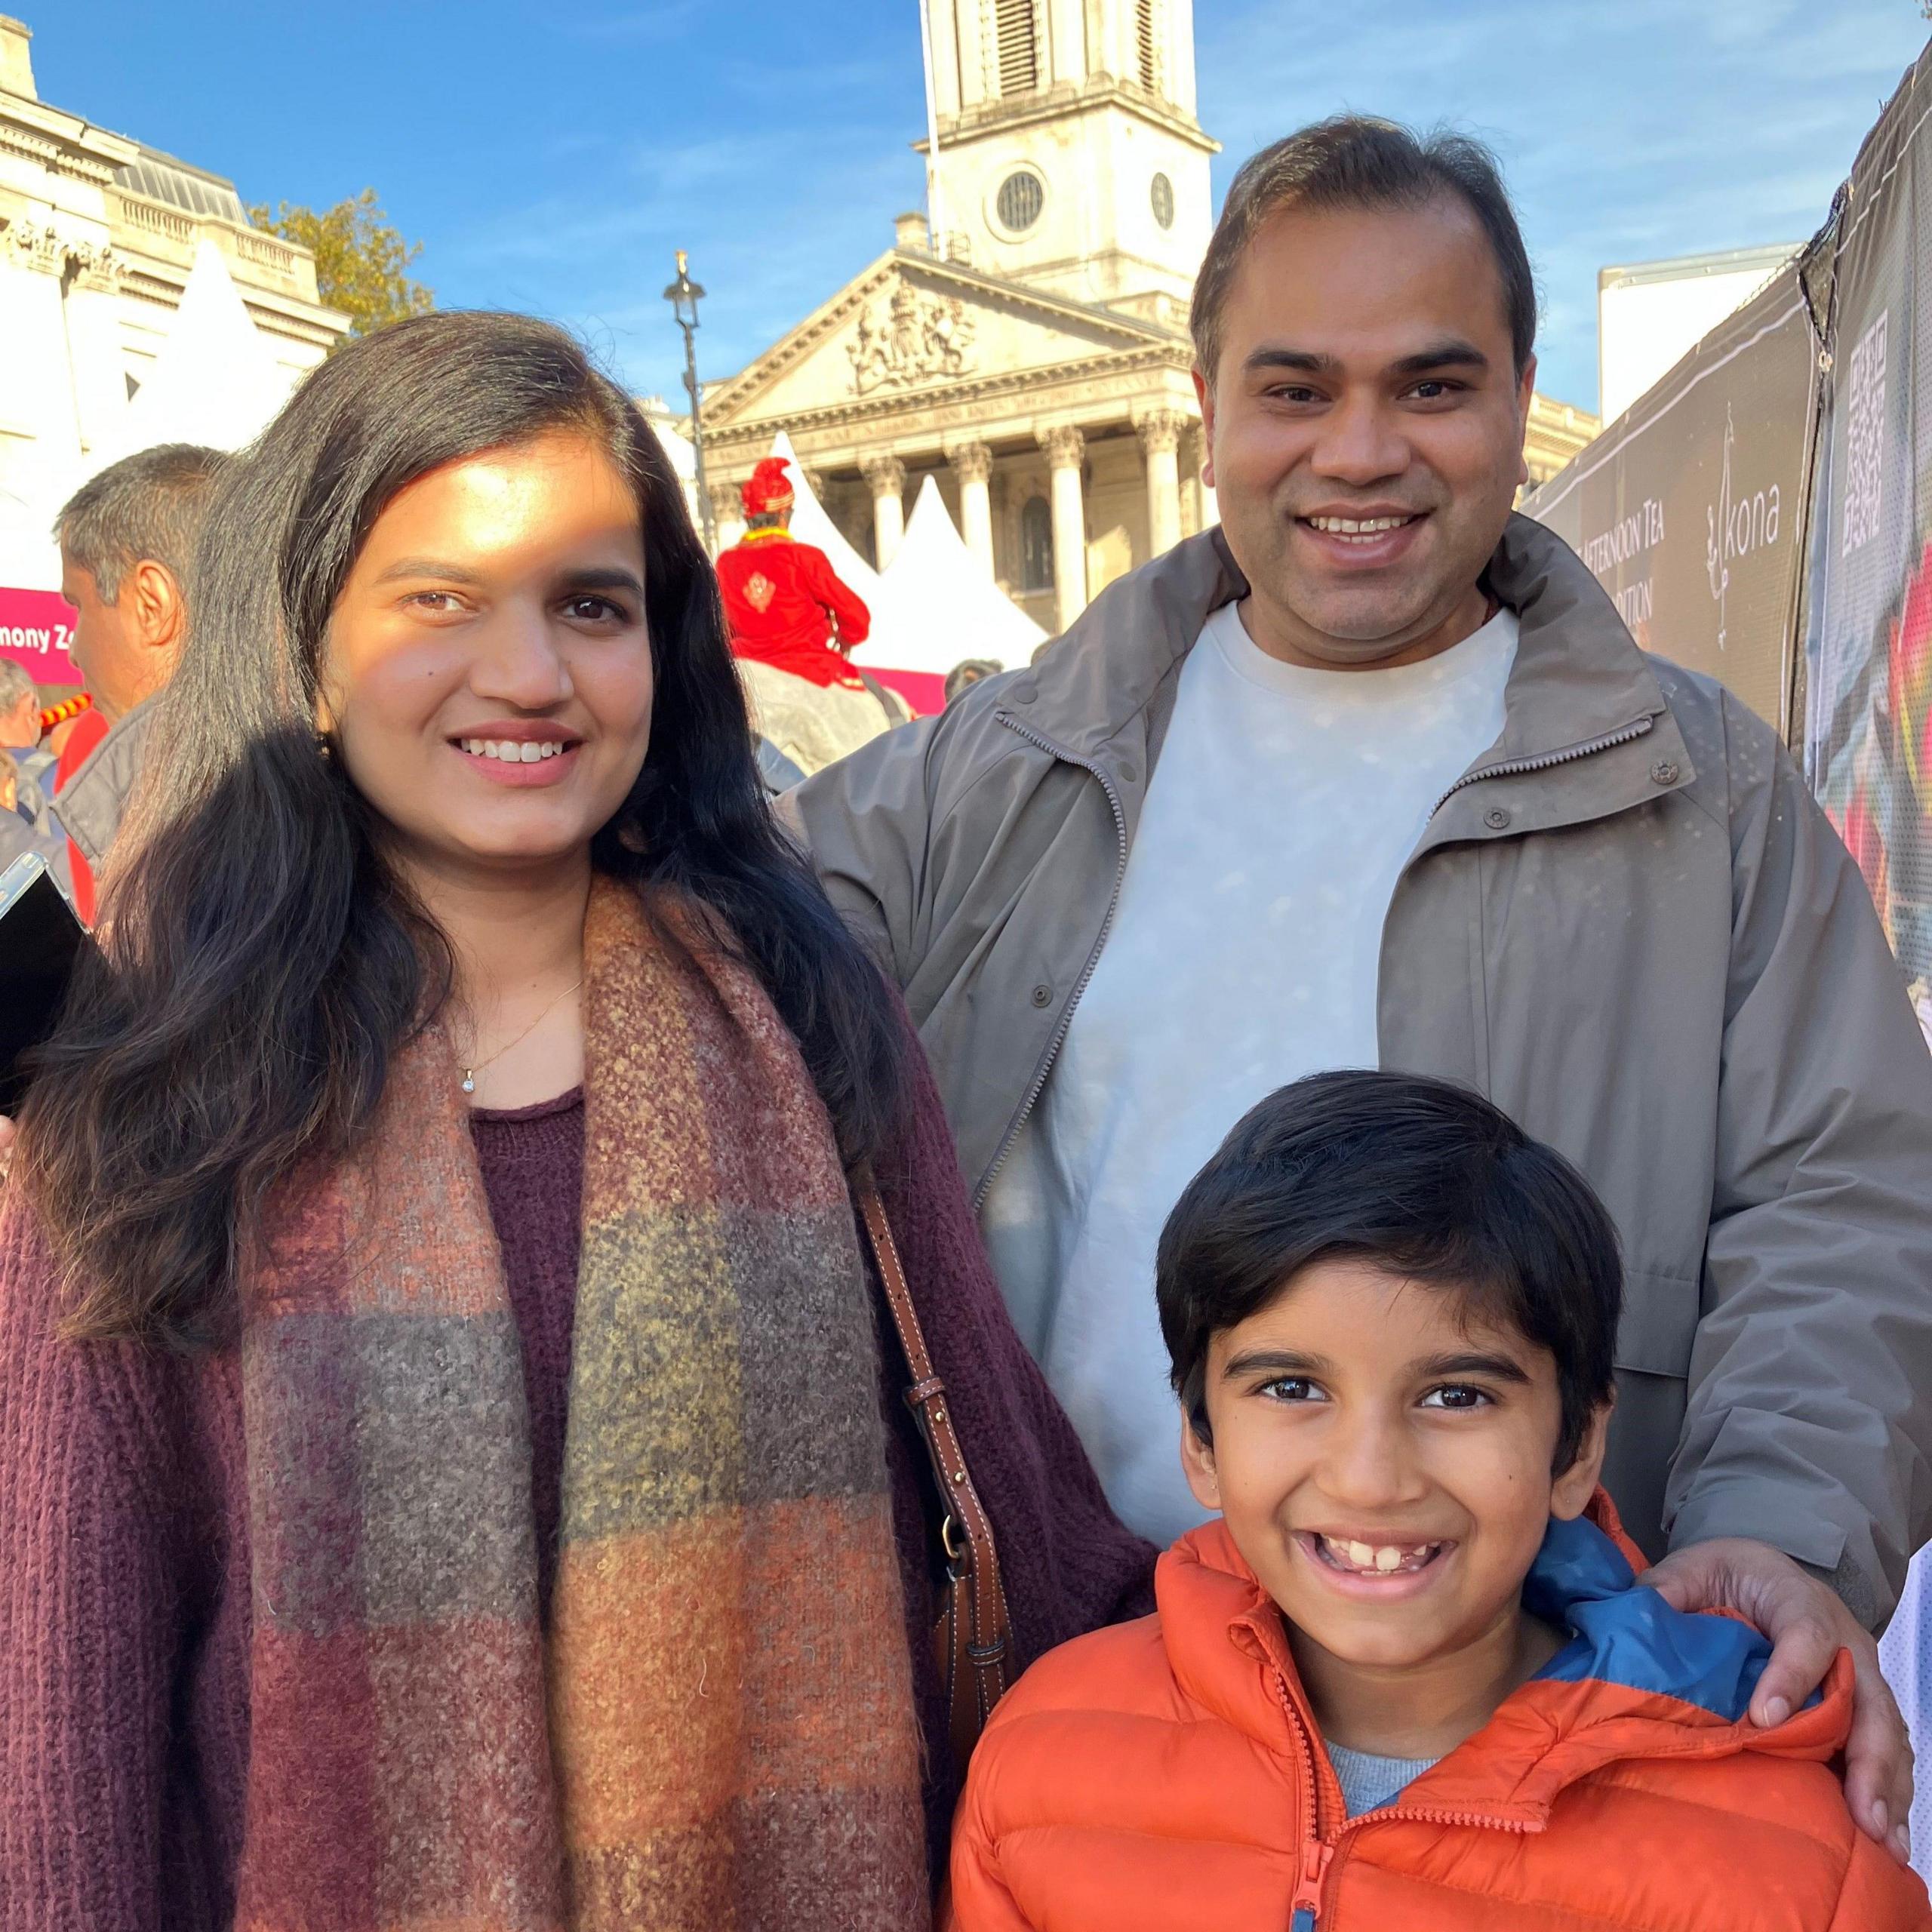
[792, 118, 1932, 1858]
[54, 443, 226, 904]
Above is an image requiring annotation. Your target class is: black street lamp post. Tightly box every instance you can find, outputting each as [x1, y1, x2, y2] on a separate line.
[663, 250, 717, 552]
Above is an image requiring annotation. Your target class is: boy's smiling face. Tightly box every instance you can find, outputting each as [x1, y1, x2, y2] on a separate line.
[1181, 1255, 1607, 1683]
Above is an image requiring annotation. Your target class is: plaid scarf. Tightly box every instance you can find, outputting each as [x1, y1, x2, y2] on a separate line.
[234, 877, 928, 1929]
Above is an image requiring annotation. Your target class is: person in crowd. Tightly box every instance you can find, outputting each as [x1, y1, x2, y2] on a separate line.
[944, 658, 1003, 706]
[789, 115, 1932, 1861]
[0, 664, 69, 891]
[949, 1073, 1932, 1929]
[0, 312, 1149, 1930]
[0, 661, 44, 762]
[718, 454, 903, 774]
[52, 442, 226, 922]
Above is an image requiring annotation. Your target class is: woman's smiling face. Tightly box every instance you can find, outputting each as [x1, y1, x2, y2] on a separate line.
[319, 429, 654, 881]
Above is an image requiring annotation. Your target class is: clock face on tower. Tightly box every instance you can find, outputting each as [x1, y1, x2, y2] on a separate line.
[1150, 172, 1175, 230]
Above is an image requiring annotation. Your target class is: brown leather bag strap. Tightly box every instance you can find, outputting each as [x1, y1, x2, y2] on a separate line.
[857, 1183, 1013, 1766]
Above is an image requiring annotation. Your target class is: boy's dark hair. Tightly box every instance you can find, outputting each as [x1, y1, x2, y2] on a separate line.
[1157, 1071, 1620, 1472]
[1190, 115, 1537, 386]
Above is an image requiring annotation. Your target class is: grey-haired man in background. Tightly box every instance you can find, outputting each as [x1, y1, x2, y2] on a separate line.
[52, 443, 226, 906]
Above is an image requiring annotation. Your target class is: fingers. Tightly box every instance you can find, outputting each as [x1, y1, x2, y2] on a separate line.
[1748, 1607, 1840, 1731]
[1643, 1541, 1847, 1731]
[1842, 1632, 1915, 1864]
[1635, 1542, 1723, 1615]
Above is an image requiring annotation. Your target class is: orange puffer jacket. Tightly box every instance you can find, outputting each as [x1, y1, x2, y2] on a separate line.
[947, 1498, 1931, 1930]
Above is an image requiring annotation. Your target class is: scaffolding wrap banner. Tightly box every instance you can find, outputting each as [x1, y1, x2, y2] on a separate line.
[1523, 262, 1820, 736]
[1803, 46, 1932, 1032]
[0, 586, 81, 688]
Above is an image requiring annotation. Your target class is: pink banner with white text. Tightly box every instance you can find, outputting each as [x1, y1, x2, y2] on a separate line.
[0, 586, 82, 688]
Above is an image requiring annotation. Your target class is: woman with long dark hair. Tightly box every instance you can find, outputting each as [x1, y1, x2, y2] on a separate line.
[0, 312, 1149, 1931]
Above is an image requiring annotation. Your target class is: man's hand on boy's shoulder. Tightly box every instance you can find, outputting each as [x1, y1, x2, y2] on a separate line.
[1644, 1538, 1913, 1867]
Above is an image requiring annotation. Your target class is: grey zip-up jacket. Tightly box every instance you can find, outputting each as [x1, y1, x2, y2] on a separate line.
[792, 514, 1932, 1625]
[56, 700, 154, 875]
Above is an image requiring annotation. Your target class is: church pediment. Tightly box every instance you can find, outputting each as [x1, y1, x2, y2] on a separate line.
[703, 251, 1179, 429]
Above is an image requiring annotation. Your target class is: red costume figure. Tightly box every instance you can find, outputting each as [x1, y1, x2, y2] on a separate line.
[717, 457, 872, 688]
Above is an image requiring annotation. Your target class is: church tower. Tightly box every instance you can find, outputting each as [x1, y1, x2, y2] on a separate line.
[921, 0, 1218, 325]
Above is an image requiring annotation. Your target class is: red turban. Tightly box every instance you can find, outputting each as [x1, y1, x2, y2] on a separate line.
[741, 457, 796, 516]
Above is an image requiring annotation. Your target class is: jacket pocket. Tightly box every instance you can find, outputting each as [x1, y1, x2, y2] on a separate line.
[1614, 1265, 1700, 1380]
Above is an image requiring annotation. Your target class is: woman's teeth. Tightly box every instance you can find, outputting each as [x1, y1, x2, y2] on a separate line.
[1313, 1533, 1441, 1575]
[459, 739, 568, 764]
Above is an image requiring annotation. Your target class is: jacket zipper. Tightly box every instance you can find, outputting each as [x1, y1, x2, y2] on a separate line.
[1269, 1662, 1534, 1928]
[1429, 715, 1656, 820]
[1269, 1661, 1327, 1930]
[971, 711, 1132, 1211]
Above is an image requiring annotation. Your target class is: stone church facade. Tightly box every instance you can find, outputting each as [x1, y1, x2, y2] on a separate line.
[700, 0, 1597, 636]
[0, 14, 348, 552]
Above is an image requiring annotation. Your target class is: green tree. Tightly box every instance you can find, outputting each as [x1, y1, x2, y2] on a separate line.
[247, 188, 433, 339]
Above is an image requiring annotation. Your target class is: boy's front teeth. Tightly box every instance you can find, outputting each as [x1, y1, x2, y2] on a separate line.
[1319, 1534, 1438, 1574]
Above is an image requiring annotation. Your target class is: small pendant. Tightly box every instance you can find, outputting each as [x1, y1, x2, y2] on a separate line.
[460, 1072, 476, 1095]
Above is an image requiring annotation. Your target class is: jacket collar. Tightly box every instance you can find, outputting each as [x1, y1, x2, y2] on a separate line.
[58, 697, 155, 871]
[997, 515, 1696, 832]
[1158, 1494, 1850, 1826]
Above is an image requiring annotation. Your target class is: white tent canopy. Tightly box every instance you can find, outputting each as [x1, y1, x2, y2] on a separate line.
[89, 239, 294, 475]
[768, 429, 881, 599]
[856, 475, 1044, 680]
[749, 433, 1039, 707]
[0, 478, 56, 592]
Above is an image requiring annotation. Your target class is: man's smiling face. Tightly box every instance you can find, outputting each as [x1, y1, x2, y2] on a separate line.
[1198, 196, 1535, 669]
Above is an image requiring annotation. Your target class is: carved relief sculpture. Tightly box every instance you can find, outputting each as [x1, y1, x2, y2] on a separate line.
[849, 281, 978, 394]
[2, 215, 116, 279]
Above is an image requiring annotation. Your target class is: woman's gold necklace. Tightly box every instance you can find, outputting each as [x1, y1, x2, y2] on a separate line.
[457, 977, 584, 1097]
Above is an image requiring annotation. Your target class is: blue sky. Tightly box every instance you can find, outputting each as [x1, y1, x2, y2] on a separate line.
[34, 0, 1929, 414]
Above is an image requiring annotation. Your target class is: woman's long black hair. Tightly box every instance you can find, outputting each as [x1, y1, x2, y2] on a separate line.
[23, 312, 906, 1348]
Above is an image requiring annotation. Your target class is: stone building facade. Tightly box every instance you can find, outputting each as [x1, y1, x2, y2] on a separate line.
[700, 0, 1596, 635]
[0, 14, 348, 552]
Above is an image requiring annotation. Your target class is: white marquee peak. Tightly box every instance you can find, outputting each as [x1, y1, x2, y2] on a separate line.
[855, 473, 1044, 682]
[93, 238, 294, 472]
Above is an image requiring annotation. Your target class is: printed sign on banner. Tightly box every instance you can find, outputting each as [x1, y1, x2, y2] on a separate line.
[1803, 46, 1932, 1028]
[0, 586, 82, 688]
[1523, 260, 1820, 737]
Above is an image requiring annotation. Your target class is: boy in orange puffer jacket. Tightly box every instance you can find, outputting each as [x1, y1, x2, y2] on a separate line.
[948, 1072, 1931, 1931]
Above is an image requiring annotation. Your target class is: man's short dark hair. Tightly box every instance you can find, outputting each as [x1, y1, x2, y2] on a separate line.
[1156, 1070, 1619, 1471]
[1190, 116, 1537, 387]
[53, 444, 228, 603]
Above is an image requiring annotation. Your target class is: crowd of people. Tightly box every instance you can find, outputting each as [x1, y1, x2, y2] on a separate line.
[2, 113, 1931, 1930]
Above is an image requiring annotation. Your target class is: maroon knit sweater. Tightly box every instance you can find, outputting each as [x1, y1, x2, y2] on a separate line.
[0, 1046, 1153, 1931]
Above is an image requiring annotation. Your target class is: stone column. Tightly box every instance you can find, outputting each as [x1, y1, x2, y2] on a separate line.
[948, 441, 995, 576]
[1038, 424, 1088, 634]
[861, 453, 907, 568]
[712, 473, 746, 554]
[1137, 410, 1186, 558]
[1184, 425, 1217, 531]
[66, 254, 130, 466]
[0, 222, 92, 518]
